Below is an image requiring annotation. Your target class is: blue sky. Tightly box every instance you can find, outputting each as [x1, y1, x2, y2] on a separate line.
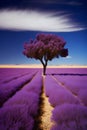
[0, 0, 87, 66]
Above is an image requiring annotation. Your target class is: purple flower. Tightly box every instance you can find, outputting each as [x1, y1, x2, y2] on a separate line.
[0, 105, 34, 130]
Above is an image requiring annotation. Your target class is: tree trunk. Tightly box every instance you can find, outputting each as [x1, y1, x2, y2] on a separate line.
[39, 58, 48, 75]
[43, 65, 47, 75]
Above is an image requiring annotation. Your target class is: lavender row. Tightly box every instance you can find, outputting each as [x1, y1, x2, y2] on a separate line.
[0, 72, 42, 130]
[54, 75, 87, 106]
[54, 75, 87, 94]
[44, 75, 79, 107]
[0, 71, 30, 84]
[0, 72, 36, 107]
[51, 103, 87, 130]
[44, 75, 87, 130]
[46, 68, 87, 75]
[0, 68, 29, 82]
[0, 68, 38, 84]
[22, 72, 42, 95]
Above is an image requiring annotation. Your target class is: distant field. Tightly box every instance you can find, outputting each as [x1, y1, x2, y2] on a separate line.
[0, 68, 87, 130]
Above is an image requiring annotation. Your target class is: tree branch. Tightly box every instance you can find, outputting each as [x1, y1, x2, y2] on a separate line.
[40, 58, 45, 66]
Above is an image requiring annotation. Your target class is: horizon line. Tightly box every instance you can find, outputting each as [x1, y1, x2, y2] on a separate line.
[0, 64, 87, 68]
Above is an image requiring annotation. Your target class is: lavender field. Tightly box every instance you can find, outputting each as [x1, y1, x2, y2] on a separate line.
[0, 67, 87, 130]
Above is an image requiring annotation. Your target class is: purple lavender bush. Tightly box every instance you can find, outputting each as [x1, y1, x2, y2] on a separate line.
[78, 89, 87, 106]
[44, 76, 79, 106]
[48, 88, 79, 106]
[54, 75, 87, 96]
[0, 105, 34, 130]
[4, 91, 39, 116]
[22, 72, 42, 94]
[51, 103, 87, 130]
[44, 75, 59, 97]
[0, 72, 35, 106]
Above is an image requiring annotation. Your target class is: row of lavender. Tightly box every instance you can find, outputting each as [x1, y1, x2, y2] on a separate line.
[0, 68, 38, 84]
[0, 68, 42, 130]
[54, 75, 87, 106]
[46, 68, 87, 75]
[44, 71, 87, 130]
[0, 68, 38, 107]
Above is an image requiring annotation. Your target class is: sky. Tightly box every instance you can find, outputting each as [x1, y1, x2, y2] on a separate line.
[0, 0, 87, 66]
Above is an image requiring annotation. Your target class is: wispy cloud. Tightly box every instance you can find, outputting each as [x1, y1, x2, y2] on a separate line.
[66, 55, 72, 59]
[62, 55, 72, 59]
[0, 10, 86, 32]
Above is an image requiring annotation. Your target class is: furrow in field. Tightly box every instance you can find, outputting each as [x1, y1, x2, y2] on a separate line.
[0, 72, 37, 107]
[51, 75, 85, 106]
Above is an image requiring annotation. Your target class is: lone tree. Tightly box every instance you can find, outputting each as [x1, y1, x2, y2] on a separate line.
[23, 33, 68, 75]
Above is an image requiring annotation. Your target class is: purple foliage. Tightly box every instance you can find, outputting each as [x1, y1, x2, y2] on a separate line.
[1, 72, 35, 88]
[0, 68, 43, 130]
[51, 123, 77, 130]
[49, 88, 79, 106]
[22, 72, 42, 94]
[55, 75, 87, 95]
[0, 68, 37, 84]
[44, 75, 59, 97]
[51, 103, 87, 130]
[46, 68, 87, 75]
[23, 33, 68, 75]
[0, 68, 87, 130]
[23, 33, 68, 60]
[0, 72, 35, 106]
[0, 105, 34, 130]
[4, 91, 39, 116]
[78, 89, 87, 106]
[44, 76, 79, 106]
[0, 90, 10, 106]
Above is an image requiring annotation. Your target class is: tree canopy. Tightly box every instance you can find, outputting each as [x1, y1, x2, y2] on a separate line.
[23, 33, 68, 75]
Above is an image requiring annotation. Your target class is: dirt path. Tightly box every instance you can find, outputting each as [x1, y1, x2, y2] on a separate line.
[33, 76, 54, 130]
[40, 75, 54, 130]
[40, 87, 54, 130]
